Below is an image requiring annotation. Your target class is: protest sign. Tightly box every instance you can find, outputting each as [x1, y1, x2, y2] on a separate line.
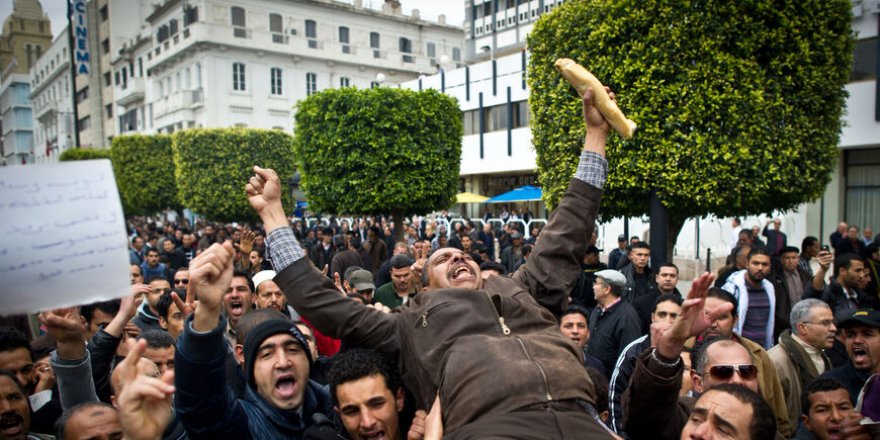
[0, 159, 131, 315]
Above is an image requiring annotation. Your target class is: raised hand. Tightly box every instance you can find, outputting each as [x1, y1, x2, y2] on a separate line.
[38, 308, 86, 360]
[116, 339, 175, 440]
[656, 272, 730, 360]
[582, 87, 614, 134]
[32, 360, 55, 394]
[189, 242, 235, 331]
[245, 166, 288, 232]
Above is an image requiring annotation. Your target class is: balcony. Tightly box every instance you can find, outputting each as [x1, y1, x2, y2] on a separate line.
[154, 90, 194, 118]
[116, 78, 145, 107]
[35, 98, 58, 121]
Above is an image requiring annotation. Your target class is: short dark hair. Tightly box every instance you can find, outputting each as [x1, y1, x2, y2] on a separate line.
[322, 227, 334, 236]
[479, 261, 506, 275]
[145, 248, 160, 256]
[801, 377, 848, 416]
[173, 267, 189, 277]
[656, 262, 678, 273]
[561, 305, 590, 324]
[707, 384, 776, 440]
[233, 269, 255, 293]
[0, 327, 32, 360]
[56, 401, 116, 440]
[707, 288, 739, 318]
[145, 276, 169, 285]
[834, 253, 864, 277]
[653, 293, 683, 312]
[138, 330, 175, 349]
[631, 242, 650, 251]
[801, 236, 819, 251]
[327, 348, 402, 407]
[389, 254, 415, 270]
[692, 338, 753, 377]
[80, 299, 121, 325]
[155, 291, 181, 320]
[747, 247, 771, 261]
[780, 246, 799, 256]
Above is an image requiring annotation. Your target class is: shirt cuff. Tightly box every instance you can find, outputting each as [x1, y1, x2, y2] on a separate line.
[266, 227, 306, 272]
[575, 151, 608, 189]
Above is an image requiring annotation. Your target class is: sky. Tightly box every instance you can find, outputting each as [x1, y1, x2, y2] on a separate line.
[0, 0, 467, 40]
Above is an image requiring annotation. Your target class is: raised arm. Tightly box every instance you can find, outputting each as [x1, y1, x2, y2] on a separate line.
[511, 88, 610, 315]
[40, 307, 99, 410]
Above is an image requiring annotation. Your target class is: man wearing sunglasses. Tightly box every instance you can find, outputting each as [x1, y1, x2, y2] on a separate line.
[624, 273, 788, 439]
[172, 268, 189, 289]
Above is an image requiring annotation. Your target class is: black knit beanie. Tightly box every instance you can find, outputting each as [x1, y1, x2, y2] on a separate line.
[243, 319, 313, 388]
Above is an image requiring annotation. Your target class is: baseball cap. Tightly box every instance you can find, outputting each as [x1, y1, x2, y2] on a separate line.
[348, 269, 376, 291]
[837, 309, 880, 329]
[617, 234, 627, 242]
[595, 269, 626, 287]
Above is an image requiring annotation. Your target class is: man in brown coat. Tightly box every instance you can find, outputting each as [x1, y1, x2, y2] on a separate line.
[244, 90, 619, 439]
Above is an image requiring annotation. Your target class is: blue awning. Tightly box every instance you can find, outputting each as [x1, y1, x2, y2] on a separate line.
[485, 185, 543, 203]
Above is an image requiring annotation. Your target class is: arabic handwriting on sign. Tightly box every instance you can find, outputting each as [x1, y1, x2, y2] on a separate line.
[32, 240, 65, 250]
[54, 215, 99, 228]
[6, 223, 48, 236]
[68, 263, 104, 274]
[39, 270, 63, 281]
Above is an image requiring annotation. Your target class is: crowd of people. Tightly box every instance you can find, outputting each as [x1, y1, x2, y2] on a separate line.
[1, 90, 879, 440]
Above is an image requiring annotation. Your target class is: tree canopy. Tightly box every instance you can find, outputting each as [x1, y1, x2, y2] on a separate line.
[110, 134, 179, 216]
[293, 87, 462, 223]
[528, 0, 853, 230]
[172, 128, 296, 222]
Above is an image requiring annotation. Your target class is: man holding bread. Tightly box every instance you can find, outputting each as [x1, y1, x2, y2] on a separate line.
[230, 64, 625, 438]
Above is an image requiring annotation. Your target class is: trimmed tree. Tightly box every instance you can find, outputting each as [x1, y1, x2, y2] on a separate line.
[173, 128, 297, 222]
[528, 0, 854, 259]
[110, 134, 179, 216]
[293, 87, 461, 239]
[59, 148, 111, 161]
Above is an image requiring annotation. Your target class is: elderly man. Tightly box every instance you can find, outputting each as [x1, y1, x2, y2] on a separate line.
[244, 90, 619, 438]
[768, 299, 836, 431]
[587, 269, 643, 372]
[253, 270, 299, 320]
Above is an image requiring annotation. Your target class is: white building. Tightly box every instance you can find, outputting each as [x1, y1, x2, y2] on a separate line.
[404, 0, 880, 270]
[29, 29, 74, 163]
[110, 0, 462, 135]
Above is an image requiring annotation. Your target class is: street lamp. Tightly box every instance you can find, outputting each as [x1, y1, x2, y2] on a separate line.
[288, 172, 306, 203]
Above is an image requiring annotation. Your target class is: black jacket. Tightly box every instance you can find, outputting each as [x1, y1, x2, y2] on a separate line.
[586, 299, 642, 372]
[821, 360, 870, 405]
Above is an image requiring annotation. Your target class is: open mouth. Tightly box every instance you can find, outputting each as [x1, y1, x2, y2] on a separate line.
[851, 345, 869, 365]
[450, 264, 475, 282]
[826, 425, 841, 440]
[360, 430, 387, 440]
[228, 297, 244, 317]
[0, 414, 24, 437]
[275, 374, 297, 398]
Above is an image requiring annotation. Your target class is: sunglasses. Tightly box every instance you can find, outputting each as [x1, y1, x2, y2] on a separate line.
[702, 364, 758, 381]
[175, 278, 189, 285]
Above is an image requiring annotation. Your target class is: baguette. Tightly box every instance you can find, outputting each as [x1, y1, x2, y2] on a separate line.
[554, 58, 637, 139]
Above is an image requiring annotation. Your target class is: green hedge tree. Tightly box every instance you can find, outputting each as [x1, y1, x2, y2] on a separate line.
[173, 128, 297, 222]
[293, 87, 462, 239]
[59, 148, 111, 161]
[528, 0, 853, 259]
[110, 134, 179, 216]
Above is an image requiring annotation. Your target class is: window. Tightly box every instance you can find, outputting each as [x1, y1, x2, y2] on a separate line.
[370, 32, 381, 58]
[339, 77, 350, 87]
[104, 72, 112, 87]
[185, 68, 191, 90]
[851, 37, 877, 82]
[452, 47, 461, 62]
[306, 72, 317, 96]
[196, 63, 202, 88]
[138, 58, 143, 77]
[339, 26, 350, 53]
[270, 13, 285, 43]
[105, 103, 113, 119]
[233, 62, 246, 91]
[305, 20, 317, 48]
[231, 7, 247, 38]
[184, 5, 198, 26]
[75, 86, 89, 104]
[271, 68, 283, 95]
[169, 19, 179, 36]
[100, 6, 109, 22]
[157, 25, 169, 43]
[102, 39, 110, 54]
[400, 38, 413, 63]
[426, 42, 436, 61]
[78, 116, 91, 131]
[122, 68, 128, 88]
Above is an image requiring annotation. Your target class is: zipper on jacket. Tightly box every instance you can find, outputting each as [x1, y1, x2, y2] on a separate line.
[419, 301, 453, 328]
[516, 336, 553, 401]
[484, 291, 511, 335]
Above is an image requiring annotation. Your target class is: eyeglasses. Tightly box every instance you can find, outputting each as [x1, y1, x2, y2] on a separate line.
[802, 320, 835, 327]
[174, 278, 189, 285]
[702, 364, 758, 381]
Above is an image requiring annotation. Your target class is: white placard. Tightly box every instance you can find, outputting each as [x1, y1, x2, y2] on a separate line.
[0, 160, 131, 315]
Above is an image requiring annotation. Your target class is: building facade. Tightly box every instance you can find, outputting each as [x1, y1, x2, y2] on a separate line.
[404, 0, 879, 264]
[0, 0, 52, 165]
[29, 28, 74, 163]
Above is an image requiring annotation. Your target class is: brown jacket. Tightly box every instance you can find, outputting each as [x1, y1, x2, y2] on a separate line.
[768, 330, 830, 432]
[275, 179, 601, 434]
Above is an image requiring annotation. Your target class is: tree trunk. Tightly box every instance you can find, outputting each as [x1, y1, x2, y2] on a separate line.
[391, 209, 407, 245]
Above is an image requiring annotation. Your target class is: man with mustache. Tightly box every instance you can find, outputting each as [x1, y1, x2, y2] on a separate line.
[223, 270, 254, 348]
[0, 371, 38, 440]
[821, 309, 880, 404]
[244, 90, 619, 438]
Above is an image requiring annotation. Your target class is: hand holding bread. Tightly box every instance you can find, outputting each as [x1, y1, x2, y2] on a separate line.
[554, 58, 637, 139]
